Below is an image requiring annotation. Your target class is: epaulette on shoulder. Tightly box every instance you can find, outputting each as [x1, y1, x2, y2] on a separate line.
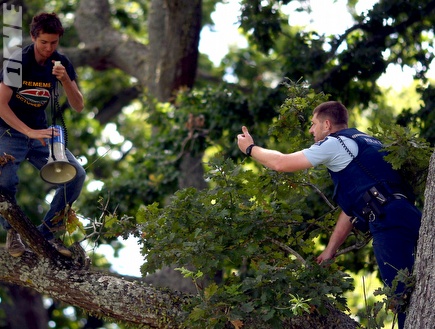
[315, 136, 332, 146]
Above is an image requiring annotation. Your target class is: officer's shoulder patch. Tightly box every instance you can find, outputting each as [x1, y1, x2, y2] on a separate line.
[315, 136, 331, 146]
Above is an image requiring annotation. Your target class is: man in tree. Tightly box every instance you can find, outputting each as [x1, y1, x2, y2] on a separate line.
[0, 12, 86, 257]
[237, 101, 421, 328]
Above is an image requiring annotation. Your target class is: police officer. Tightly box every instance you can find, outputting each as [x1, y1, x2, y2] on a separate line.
[237, 101, 421, 329]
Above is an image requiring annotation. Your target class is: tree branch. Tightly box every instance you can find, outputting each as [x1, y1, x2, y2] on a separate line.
[0, 193, 62, 261]
[0, 192, 188, 326]
[268, 237, 307, 266]
[0, 249, 188, 328]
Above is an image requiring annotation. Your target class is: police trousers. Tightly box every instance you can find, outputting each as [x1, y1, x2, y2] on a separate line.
[368, 198, 421, 328]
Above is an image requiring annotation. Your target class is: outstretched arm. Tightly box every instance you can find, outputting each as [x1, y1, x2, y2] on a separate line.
[316, 211, 353, 264]
[237, 126, 312, 172]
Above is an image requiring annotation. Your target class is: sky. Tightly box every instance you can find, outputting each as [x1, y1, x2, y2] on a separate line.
[102, 0, 430, 277]
[199, 0, 422, 89]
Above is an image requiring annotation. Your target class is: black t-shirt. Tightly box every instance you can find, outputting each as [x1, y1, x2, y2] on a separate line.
[0, 44, 77, 129]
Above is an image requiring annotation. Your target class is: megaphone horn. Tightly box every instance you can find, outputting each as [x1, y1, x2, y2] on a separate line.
[40, 125, 77, 184]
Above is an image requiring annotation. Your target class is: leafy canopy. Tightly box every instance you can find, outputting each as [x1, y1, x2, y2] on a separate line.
[124, 80, 431, 327]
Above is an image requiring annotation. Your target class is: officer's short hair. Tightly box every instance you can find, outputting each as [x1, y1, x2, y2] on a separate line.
[313, 101, 348, 126]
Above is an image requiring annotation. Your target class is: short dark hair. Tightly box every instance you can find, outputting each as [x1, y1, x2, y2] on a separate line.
[313, 101, 348, 126]
[30, 12, 64, 38]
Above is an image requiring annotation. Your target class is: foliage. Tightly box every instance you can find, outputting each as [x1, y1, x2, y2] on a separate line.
[128, 81, 430, 327]
[369, 123, 433, 203]
[2, 0, 435, 328]
[239, 0, 291, 53]
[398, 84, 435, 146]
[80, 81, 286, 220]
[137, 155, 354, 328]
[268, 78, 328, 145]
[130, 83, 342, 327]
[368, 268, 416, 329]
[233, 0, 435, 112]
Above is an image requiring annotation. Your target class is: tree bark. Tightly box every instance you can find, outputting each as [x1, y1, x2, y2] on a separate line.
[178, 152, 208, 190]
[0, 193, 186, 327]
[73, 0, 206, 189]
[0, 249, 188, 328]
[405, 150, 435, 328]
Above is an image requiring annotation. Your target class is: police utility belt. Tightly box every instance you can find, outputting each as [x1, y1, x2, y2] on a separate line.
[360, 186, 407, 222]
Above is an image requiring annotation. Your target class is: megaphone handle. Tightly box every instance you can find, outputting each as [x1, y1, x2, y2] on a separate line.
[50, 126, 57, 161]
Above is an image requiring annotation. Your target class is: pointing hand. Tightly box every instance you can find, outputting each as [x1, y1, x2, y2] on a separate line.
[237, 126, 254, 154]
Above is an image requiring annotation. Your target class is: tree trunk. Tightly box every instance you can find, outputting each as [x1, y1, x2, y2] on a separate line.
[178, 152, 208, 190]
[147, 0, 202, 101]
[0, 284, 48, 329]
[1, 0, 432, 327]
[73, 0, 201, 108]
[405, 150, 435, 328]
[74, 0, 149, 81]
[73, 0, 205, 189]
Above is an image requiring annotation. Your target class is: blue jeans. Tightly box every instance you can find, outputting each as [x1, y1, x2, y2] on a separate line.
[369, 198, 421, 329]
[0, 126, 86, 240]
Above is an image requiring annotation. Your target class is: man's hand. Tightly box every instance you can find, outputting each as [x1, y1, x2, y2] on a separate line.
[52, 60, 69, 83]
[316, 211, 353, 265]
[316, 249, 336, 265]
[51, 61, 84, 113]
[237, 126, 255, 155]
[26, 127, 60, 146]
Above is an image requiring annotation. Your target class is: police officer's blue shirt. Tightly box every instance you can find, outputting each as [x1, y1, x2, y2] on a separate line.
[302, 135, 358, 172]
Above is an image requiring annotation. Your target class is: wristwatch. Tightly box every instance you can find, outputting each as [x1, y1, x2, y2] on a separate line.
[245, 144, 255, 157]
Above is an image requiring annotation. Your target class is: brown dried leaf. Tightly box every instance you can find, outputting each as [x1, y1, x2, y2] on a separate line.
[231, 319, 244, 329]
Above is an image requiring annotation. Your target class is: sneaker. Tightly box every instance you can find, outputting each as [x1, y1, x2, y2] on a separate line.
[6, 229, 25, 257]
[49, 238, 72, 258]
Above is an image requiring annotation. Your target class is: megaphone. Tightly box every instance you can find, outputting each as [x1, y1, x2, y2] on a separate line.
[40, 125, 77, 184]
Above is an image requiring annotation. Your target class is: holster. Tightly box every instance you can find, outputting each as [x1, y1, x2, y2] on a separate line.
[361, 186, 387, 221]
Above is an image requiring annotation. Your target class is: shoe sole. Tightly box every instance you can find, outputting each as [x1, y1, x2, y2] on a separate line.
[58, 250, 72, 257]
[9, 250, 25, 257]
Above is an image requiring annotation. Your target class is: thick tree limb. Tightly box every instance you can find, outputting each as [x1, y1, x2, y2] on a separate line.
[74, 0, 149, 79]
[0, 193, 62, 261]
[0, 193, 188, 327]
[94, 86, 142, 125]
[0, 249, 188, 328]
